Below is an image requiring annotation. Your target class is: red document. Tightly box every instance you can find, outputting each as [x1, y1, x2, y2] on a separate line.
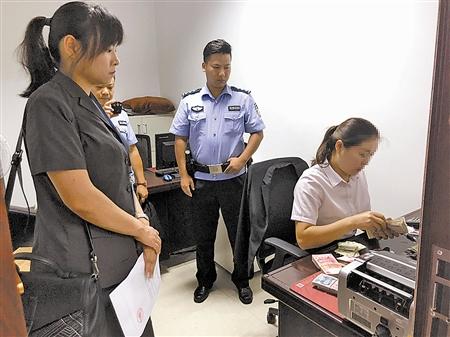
[290, 271, 344, 318]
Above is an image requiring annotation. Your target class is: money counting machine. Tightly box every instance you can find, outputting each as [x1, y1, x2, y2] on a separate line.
[338, 250, 416, 337]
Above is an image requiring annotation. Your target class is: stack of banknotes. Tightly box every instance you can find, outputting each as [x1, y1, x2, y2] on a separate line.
[405, 243, 418, 260]
[366, 217, 408, 239]
[335, 241, 367, 258]
[312, 273, 339, 295]
[311, 254, 343, 275]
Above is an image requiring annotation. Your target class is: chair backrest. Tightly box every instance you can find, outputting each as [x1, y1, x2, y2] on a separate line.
[251, 157, 309, 273]
[234, 157, 309, 277]
[135, 134, 152, 168]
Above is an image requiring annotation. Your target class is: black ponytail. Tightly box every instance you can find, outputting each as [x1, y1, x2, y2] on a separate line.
[312, 125, 338, 166]
[18, 16, 56, 98]
[312, 118, 379, 166]
[18, 2, 123, 98]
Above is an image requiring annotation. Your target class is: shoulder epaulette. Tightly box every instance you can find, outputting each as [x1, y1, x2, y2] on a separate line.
[182, 88, 201, 99]
[231, 86, 251, 95]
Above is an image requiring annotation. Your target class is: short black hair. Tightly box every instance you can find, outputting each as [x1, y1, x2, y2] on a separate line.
[203, 39, 232, 62]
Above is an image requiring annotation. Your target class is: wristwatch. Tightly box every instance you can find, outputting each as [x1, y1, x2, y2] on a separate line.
[136, 213, 149, 221]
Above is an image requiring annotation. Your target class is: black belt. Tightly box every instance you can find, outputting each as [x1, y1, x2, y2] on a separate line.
[193, 161, 229, 174]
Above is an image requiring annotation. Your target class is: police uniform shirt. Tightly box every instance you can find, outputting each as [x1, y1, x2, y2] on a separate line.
[24, 71, 138, 288]
[111, 109, 138, 147]
[110, 108, 138, 183]
[170, 85, 265, 181]
[291, 162, 371, 240]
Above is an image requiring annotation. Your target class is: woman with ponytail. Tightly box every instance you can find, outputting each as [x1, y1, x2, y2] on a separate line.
[291, 117, 390, 250]
[18, 2, 159, 336]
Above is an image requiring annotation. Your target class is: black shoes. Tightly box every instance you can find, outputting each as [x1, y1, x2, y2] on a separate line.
[238, 286, 253, 304]
[194, 285, 253, 304]
[194, 285, 211, 303]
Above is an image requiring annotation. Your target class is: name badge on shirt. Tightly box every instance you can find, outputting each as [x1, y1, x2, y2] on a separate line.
[254, 103, 261, 116]
[118, 120, 128, 126]
[228, 105, 241, 112]
[191, 105, 204, 112]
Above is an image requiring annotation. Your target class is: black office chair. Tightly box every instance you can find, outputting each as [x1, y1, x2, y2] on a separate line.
[234, 157, 310, 324]
[135, 134, 152, 169]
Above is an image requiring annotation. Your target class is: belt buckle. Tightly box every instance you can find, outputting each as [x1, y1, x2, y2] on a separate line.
[208, 164, 223, 174]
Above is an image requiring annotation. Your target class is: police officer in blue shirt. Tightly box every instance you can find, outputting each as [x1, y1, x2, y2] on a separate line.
[93, 77, 149, 203]
[170, 39, 265, 304]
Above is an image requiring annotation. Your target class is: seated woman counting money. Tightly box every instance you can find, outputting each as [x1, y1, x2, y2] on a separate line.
[291, 117, 394, 250]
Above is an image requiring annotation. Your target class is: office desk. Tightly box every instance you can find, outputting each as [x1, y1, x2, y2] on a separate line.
[145, 169, 181, 195]
[145, 170, 196, 259]
[261, 234, 417, 337]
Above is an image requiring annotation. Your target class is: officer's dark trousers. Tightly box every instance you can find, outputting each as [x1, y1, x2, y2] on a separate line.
[192, 175, 248, 289]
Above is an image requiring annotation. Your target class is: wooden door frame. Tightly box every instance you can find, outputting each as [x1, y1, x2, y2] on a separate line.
[414, 0, 450, 335]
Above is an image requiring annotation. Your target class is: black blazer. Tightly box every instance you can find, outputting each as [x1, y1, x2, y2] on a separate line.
[24, 72, 138, 288]
[234, 157, 309, 279]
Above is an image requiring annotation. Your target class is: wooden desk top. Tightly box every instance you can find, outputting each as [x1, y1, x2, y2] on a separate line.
[264, 233, 415, 292]
[262, 254, 361, 336]
[262, 234, 417, 336]
[145, 169, 181, 195]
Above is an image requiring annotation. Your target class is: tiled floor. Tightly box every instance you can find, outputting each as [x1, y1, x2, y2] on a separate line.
[153, 256, 278, 337]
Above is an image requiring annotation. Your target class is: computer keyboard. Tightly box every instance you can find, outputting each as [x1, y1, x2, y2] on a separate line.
[155, 167, 179, 176]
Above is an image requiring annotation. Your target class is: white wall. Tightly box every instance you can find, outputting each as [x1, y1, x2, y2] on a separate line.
[155, 1, 247, 104]
[1, 0, 439, 218]
[0, 0, 160, 207]
[155, 0, 438, 217]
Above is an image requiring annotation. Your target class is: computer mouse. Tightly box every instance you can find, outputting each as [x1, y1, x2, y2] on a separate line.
[162, 174, 173, 182]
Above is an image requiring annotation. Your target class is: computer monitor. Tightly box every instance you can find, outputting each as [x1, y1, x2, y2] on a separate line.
[155, 133, 177, 170]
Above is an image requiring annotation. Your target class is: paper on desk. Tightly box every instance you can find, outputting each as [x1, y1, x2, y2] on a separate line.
[110, 253, 160, 337]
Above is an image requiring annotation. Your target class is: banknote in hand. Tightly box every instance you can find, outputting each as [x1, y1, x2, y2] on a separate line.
[386, 217, 408, 235]
[366, 217, 408, 239]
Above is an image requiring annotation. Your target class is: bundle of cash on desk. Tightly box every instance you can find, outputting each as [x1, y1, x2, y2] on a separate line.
[366, 217, 408, 239]
[312, 254, 343, 275]
[405, 243, 418, 260]
[335, 241, 366, 258]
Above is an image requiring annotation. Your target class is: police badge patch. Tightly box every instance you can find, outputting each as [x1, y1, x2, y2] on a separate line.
[191, 105, 204, 112]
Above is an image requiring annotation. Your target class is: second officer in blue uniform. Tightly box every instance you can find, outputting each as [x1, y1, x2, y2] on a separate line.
[170, 39, 265, 304]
